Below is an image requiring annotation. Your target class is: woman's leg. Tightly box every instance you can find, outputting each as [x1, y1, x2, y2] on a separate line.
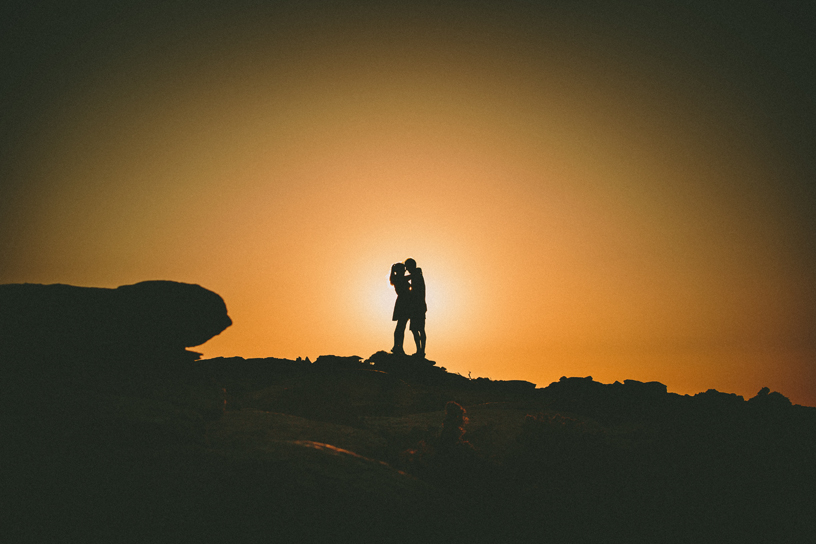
[392, 319, 407, 354]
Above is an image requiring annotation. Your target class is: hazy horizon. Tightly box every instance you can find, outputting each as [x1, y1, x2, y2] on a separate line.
[2, 1, 814, 405]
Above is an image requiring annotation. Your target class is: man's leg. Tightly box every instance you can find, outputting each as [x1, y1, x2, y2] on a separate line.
[411, 324, 426, 357]
[411, 329, 421, 355]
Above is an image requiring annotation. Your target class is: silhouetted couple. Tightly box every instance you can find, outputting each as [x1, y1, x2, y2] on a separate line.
[390, 258, 426, 357]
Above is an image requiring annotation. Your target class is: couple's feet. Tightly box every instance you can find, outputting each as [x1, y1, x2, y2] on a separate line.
[391, 346, 425, 358]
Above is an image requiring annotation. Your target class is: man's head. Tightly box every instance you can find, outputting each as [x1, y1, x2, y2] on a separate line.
[404, 258, 417, 272]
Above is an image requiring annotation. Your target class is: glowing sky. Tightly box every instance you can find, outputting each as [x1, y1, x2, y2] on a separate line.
[2, 1, 814, 405]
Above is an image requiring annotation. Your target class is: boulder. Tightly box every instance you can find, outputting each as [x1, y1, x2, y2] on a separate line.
[313, 354, 366, 370]
[748, 386, 792, 411]
[471, 377, 537, 393]
[0, 280, 231, 363]
[622, 379, 668, 396]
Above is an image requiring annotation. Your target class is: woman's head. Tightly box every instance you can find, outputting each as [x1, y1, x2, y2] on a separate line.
[390, 262, 406, 285]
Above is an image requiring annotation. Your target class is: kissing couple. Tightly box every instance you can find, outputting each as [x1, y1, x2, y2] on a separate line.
[390, 258, 427, 357]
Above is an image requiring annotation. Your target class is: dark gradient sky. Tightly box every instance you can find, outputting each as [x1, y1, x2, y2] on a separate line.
[2, 1, 815, 404]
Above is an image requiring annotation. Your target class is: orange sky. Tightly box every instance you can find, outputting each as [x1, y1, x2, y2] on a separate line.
[2, 1, 814, 405]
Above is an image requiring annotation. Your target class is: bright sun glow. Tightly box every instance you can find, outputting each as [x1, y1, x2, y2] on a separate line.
[348, 238, 475, 354]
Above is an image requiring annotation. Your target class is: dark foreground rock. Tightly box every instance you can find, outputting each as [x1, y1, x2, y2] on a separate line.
[5, 347, 816, 544]
[5, 431, 466, 544]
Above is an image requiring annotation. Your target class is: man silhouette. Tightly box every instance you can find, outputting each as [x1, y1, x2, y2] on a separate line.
[405, 258, 427, 357]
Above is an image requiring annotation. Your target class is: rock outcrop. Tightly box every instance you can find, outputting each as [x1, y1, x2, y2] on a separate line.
[0, 280, 231, 364]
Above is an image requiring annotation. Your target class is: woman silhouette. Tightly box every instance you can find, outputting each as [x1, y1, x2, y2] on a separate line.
[390, 262, 410, 355]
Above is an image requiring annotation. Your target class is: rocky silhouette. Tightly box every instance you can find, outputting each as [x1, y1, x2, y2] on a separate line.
[0, 280, 231, 363]
[2, 281, 814, 543]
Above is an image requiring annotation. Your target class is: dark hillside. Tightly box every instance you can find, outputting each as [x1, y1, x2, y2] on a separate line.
[2, 283, 814, 543]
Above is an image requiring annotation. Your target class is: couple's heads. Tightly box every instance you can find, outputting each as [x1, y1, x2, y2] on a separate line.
[391, 258, 417, 278]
